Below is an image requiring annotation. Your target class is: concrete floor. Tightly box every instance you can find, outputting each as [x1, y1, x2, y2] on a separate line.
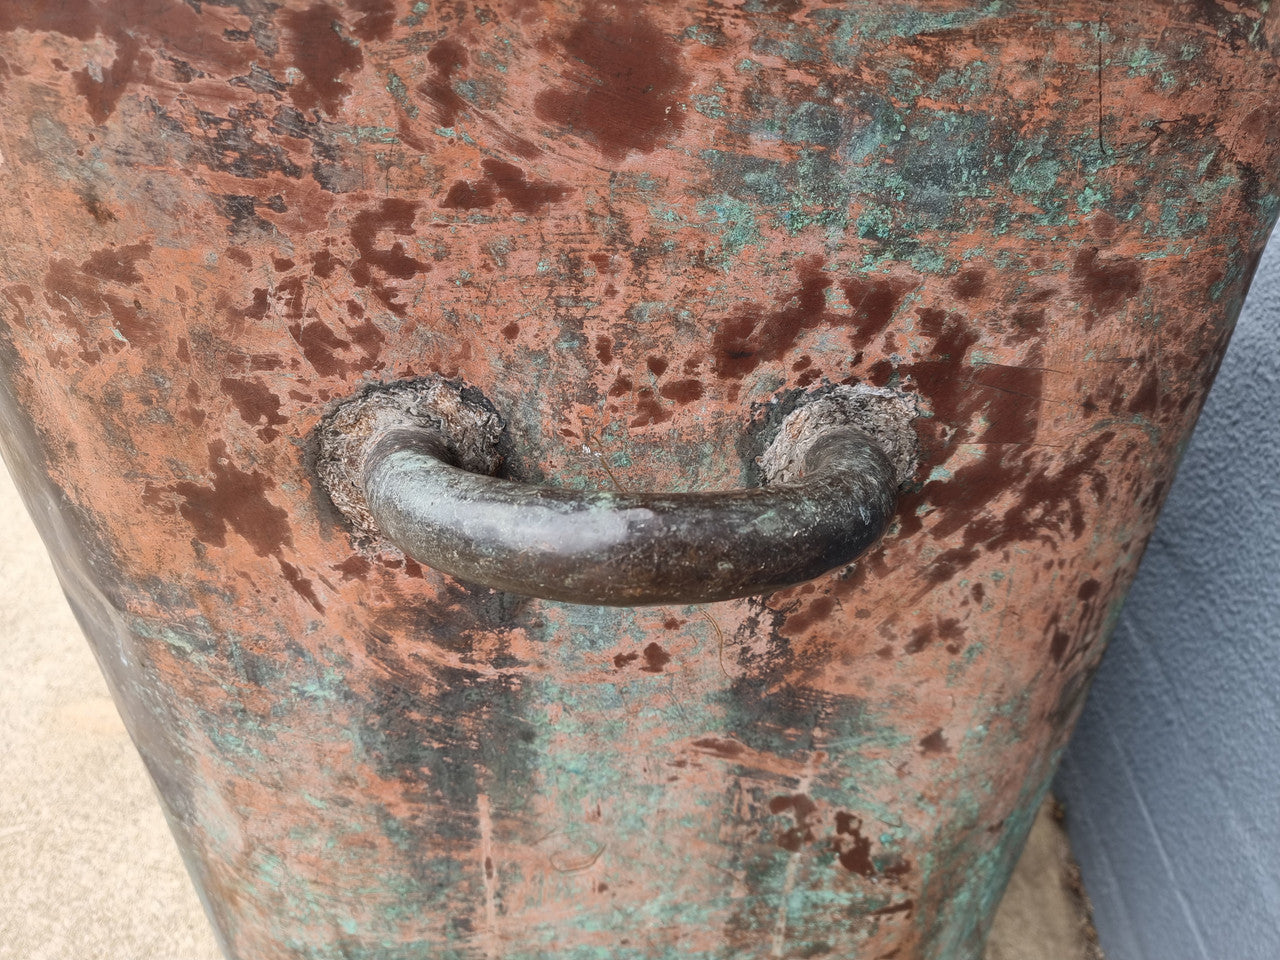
[0, 462, 1101, 960]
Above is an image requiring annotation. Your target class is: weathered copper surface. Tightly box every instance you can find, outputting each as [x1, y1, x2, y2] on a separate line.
[0, 2, 1277, 958]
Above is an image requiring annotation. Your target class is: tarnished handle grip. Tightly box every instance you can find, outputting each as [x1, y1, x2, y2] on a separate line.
[361, 423, 898, 606]
[317, 380, 917, 607]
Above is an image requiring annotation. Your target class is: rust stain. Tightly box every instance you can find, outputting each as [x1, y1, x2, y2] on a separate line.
[349, 199, 429, 316]
[712, 256, 833, 380]
[441, 159, 570, 214]
[534, 2, 691, 160]
[170, 441, 292, 558]
[639, 641, 672, 673]
[421, 38, 469, 127]
[283, 3, 365, 116]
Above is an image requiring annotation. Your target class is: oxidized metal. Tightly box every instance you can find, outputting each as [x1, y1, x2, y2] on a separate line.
[1, 2, 1278, 959]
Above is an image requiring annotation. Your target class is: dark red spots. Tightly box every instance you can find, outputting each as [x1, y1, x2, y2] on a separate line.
[441, 159, 569, 214]
[350, 199, 424, 278]
[42, 249, 161, 355]
[630, 388, 671, 427]
[768, 829, 798, 855]
[904, 617, 967, 655]
[915, 306, 978, 366]
[220, 377, 288, 441]
[334, 555, 372, 581]
[480, 160, 569, 213]
[692, 737, 744, 758]
[646, 356, 668, 376]
[283, 4, 364, 116]
[869, 900, 915, 917]
[224, 248, 253, 269]
[74, 34, 147, 124]
[832, 812, 874, 876]
[1089, 210, 1119, 239]
[662, 617, 682, 629]
[782, 595, 835, 636]
[1050, 629, 1071, 663]
[311, 250, 341, 278]
[0, 0, 250, 122]
[841, 275, 913, 350]
[278, 558, 324, 613]
[441, 180, 493, 209]
[939, 618, 965, 654]
[289, 320, 359, 377]
[347, 314, 385, 363]
[595, 335, 614, 365]
[1008, 306, 1047, 344]
[275, 276, 308, 320]
[1128, 367, 1161, 416]
[178, 383, 206, 427]
[950, 268, 986, 300]
[905, 622, 933, 655]
[0, 5, 98, 41]
[639, 642, 671, 672]
[349, 199, 428, 316]
[348, 0, 396, 41]
[1072, 248, 1143, 317]
[615, 642, 677, 672]
[108, 300, 154, 346]
[229, 288, 270, 326]
[769, 793, 817, 817]
[170, 441, 292, 557]
[534, 4, 690, 160]
[713, 257, 832, 380]
[421, 39, 468, 127]
[1047, 438, 1113, 532]
[919, 729, 949, 755]
[1077, 578, 1101, 601]
[659, 379, 703, 404]
[897, 300, 1108, 587]
[769, 794, 818, 851]
[81, 242, 151, 285]
[501, 322, 520, 341]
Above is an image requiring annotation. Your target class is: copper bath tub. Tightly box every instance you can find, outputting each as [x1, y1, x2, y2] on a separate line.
[1, 2, 1277, 958]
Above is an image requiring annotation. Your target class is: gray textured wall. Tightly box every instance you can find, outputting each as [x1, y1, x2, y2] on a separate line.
[1055, 228, 1280, 960]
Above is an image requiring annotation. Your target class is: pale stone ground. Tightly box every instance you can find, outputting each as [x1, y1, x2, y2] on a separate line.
[0, 462, 1101, 960]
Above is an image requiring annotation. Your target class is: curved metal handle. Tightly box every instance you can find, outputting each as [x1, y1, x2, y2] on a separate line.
[317, 380, 917, 607]
[363, 425, 896, 606]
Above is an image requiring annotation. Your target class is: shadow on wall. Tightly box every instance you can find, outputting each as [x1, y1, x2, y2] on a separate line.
[1056, 229, 1280, 960]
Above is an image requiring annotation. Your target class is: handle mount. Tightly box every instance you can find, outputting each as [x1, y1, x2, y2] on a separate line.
[317, 379, 918, 606]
